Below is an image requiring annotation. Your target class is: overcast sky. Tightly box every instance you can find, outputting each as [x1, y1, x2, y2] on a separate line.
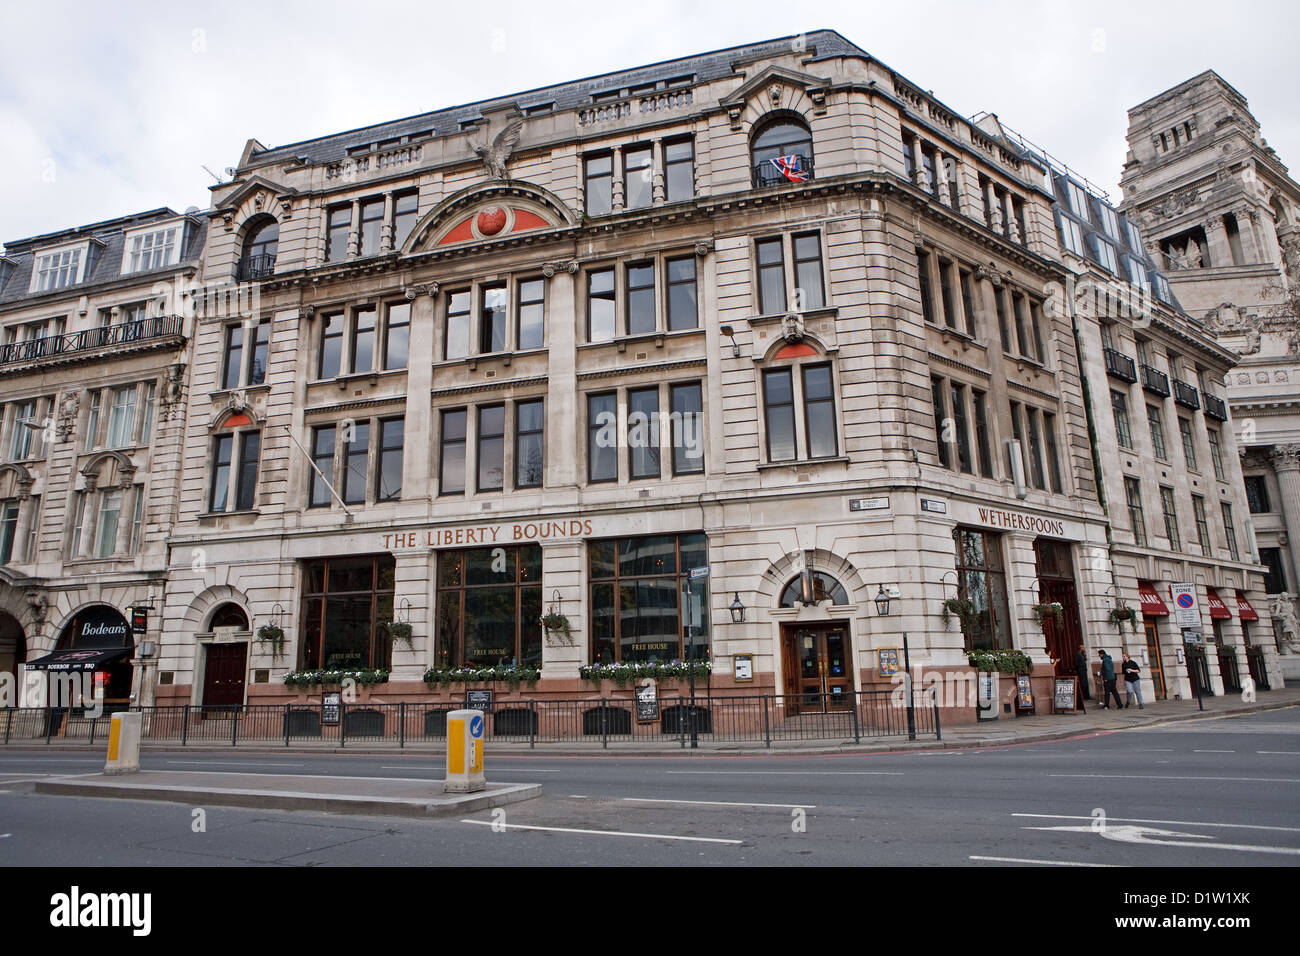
[2, 0, 1297, 244]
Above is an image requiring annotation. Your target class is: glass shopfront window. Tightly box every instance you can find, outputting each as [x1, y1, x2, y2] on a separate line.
[953, 527, 1011, 650]
[436, 545, 542, 669]
[299, 554, 395, 670]
[589, 533, 709, 663]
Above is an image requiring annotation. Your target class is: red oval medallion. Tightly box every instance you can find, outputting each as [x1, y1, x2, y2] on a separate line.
[476, 207, 507, 236]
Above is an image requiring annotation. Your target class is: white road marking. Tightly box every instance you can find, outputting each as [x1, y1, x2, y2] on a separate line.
[460, 819, 742, 845]
[621, 797, 817, 809]
[1259, 751, 1300, 756]
[0, 833, 10, 838]
[1194, 749, 1235, 754]
[1135, 749, 1175, 752]
[970, 855, 1116, 867]
[1014, 813, 1300, 834]
[665, 770, 902, 776]
[1023, 823, 1300, 856]
[1049, 774, 1300, 783]
[164, 761, 304, 768]
[569, 794, 588, 798]
[379, 766, 559, 772]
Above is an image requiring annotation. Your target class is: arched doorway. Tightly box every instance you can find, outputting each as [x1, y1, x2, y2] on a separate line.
[25, 605, 133, 712]
[778, 571, 853, 714]
[0, 611, 25, 680]
[200, 602, 250, 712]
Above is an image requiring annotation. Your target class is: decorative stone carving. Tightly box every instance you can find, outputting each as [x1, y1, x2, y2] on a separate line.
[782, 313, 805, 343]
[768, 83, 783, 106]
[1152, 187, 1200, 220]
[727, 104, 743, 130]
[466, 115, 523, 181]
[25, 590, 47, 627]
[229, 390, 249, 412]
[694, 239, 715, 257]
[1204, 303, 1263, 355]
[222, 211, 235, 232]
[159, 363, 186, 421]
[1269, 443, 1300, 472]
[279, 196, 294, 219]
[1268, 595, 1300, 650]
[56, 391, 80, 441]
[975, 264, 1004, 288]
[404, 283, 438, 300]
[541, 260, 579, 277]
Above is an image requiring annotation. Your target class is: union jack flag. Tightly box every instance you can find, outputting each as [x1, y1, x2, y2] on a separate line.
[770, 154, 808, 183]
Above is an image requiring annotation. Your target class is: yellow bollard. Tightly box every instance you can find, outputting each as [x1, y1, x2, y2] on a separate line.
[444, 708, 486, 793]
[104, 711, 142, 775]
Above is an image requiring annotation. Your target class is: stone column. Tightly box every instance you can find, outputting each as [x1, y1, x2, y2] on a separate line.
[114, 482, 135, 555]
[1270, 444, 1300, 595]
[1204, 214, 1231, 268]
[347, 199, 361, 259]
[540, 539, 583, 680]
[610, 146, 625, 212]
[545, 265, 578, 487]
[13, 486, 33, 563]
[405, 289, 436, 498]
[984, 181, 1003, 233]
[78, 479, 99, 559]
[1004, 194, 1021, 243]
[379, 191, 396, 253]
[1234, 205, 1262, 263]
[651, 138, 665, 205]
[910, 134, 926, 189]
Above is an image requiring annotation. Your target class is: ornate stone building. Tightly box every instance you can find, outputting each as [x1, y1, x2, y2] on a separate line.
[1120, 71, 1300, 679]
[0, 209, 204, 708]
[149, 29, 1137, 724]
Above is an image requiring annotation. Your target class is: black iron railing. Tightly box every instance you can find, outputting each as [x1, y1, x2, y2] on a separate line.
[752, 154, 815, 189]
[1, 690, 942, 748]
[1217, 649, 1242, 694]
[1246, 646, 1271, 691]
[0, 315, 184, 368]
[1204, 393, 1229, 421]
[1103, 347, 1138, 383]
[238, 253, 277, 280]
[1173, 378, 1201, 410]
[1141, 363, 1170, 397]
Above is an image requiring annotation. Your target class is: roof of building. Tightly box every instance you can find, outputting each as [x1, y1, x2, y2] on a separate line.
[246, 29, 869, 168]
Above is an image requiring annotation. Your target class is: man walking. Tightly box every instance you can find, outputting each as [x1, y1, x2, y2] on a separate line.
[1098, 649, 1124, 710]
[1075, 644, 1092, 700]
[1122, 651, 1144, 709]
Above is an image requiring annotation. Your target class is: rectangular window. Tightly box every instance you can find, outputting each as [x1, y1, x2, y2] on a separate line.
[210, 435, 233, 513]
[445, 290, 471, 360]
[517, 278, 545, 350]
[624, 146, 653, 210]
[665, 138, 694, 202]
[1094, 237, 1119, 274]
[126, 227, 178, 273]
[1008, 401, 1025, 479]
[107, 386, 136, 449]
[670, 382, 703, 475]
[1192, 494, 1210, 556]
[1146, 404, 1167, 460]
[757, 238, 787, 314]
[326, 206, 351, 261]
[393, 191, 419, 249]
[1098, 204, 1120, 240]
[1261, 547, 1287, 593]
[1222, 502, 1239, 560]
[588, 533, 710, 663]
[359, 199, 384, 256]
[1043, 411, 1063, 493]
[1179, 416, 1198, 470]
[973, 389, 994, 479]
[1012, 293, 1031, 357]
[383, 302, 409, 370]
[298, 554, 396, 672]
[792, 232, 825, 310]
[309, 425, 336, 508]
[515, 400, 544, 488]
[377, 417, 403, 502]
[1111, 390, 1132, 449]
[1025, 407, 1046, 490]
[319, 313, 344, 378]
[1059, 215, 1085, 256]
[436, 545, 543, 668]
[1245, 475, 1270, 513]
[959, 268, 976, 336]
[626, 263, 656, 335]
[70, 494, 85, 557]
[1029, 300, 1047, 362]
[439, 410, 467, 495]
[950, 382, 972, 473]
[1160, 486, 1181, 552]
[223, 324, 244, 390]
[94, 490, 122, 559]
[249, 319, 270, 385]
[235, 431, 259, 511]
[917, 249, 935, 325]
[666, 256, 697, 331]
[477, 405, 505, 492]
[1066, 180, 1090, 218]
[938, 260, 957, 329]
[803, 364, 837, 459]
[1125, 477, 1147, 547]
[627, 387, 661, 479]
[952, 528, 1011, 650]
[350, 307, 377, 373]
[932, 377, 950, 469]
[9, 400, 36, 460]
[763, 368, 796, 463]
[0, 499, 18, 565]
[342, 422, 370, 505]
[994, 287, 1011, 352]
[139, 383, 156, 444]
[1207, 427, 1225, 480]
[584, 153, 613, 216]
[33, 248, 82, 292]
[128, 488, 143, 553]
[479, 283, 507, 354]
[587, 268, 616, 343]
[84, 392, 100, 452]
[588, 392, 617, 483]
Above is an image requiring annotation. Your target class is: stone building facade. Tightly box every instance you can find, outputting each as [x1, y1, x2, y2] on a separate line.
[0, 208, 205, 708]
[1119, 71, 1300, 679]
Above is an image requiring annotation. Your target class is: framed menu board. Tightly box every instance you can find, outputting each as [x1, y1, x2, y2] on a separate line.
[1053, 677, 1079, 714]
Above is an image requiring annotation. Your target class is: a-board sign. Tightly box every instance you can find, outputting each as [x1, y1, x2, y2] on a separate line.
[465, 689, 493, 711]
[322, 692, 341, 725]
[1053, 677, 1077, 713]
[635, 681, 659, 722]
[1016, 675, 1034, 710]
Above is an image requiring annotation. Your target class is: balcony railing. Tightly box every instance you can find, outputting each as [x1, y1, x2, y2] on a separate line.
[238, 253, 277, 281]
[0, 315, 184, 368]
[1204, 393, 1229, 421]
[752, 154, 815, 189]
[1103, 347, 1138, 383]
[1140, 364, 1170, 397]
[1173, 378, 1201, 410]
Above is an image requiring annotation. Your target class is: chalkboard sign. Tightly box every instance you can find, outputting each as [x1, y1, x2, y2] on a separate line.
[465, 689, 493, 711]
[635, 682, 659, 722]
[1016, 675, 1034, 713]
[1053, 677, 1077, 714]
[322, 692, 341, 725]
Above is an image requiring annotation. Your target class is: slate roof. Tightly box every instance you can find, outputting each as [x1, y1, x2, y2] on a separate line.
[247, 30, 867, 168]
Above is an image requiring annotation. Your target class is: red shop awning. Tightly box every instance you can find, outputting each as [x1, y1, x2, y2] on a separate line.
[1235, 591, 1260, 621]
[1138, 582, 1169, 616]
[1205, 587, 1231, 619]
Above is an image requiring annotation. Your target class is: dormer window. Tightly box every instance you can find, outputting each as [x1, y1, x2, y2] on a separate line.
[31, 246, 86, 293]
[240, 218, 279, 280]
[124, 225, 180, 273]
[751, 117, 814, 188]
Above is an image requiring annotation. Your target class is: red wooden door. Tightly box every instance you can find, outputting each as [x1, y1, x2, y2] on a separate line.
[202, 643, 247, 709]
[1041, 579, 1083, 676]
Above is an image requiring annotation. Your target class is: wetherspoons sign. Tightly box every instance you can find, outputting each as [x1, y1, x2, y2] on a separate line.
[383, 518, 595, 551]
[975, 507, 1066, 537]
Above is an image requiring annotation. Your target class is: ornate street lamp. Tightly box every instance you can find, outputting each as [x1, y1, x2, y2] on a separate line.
[729, 593, 746, 623]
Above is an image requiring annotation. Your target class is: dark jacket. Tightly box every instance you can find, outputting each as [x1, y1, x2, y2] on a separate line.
[1099, 653, 1116, 681]
[1123, 659, 1140, 683]
[1075, 651, 1089, 676]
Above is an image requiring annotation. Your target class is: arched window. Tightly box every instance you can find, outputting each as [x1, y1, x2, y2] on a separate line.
[780, 571, 848, 607]
[240, 218, 278, 280]
[209, 603, 250, 631]
[209, 412, 260, 514]
[752, 116, 814, 188]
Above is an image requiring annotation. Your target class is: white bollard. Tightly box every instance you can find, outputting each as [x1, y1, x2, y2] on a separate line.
[104, 711, 142, 775]
[444, 708, 486, 793]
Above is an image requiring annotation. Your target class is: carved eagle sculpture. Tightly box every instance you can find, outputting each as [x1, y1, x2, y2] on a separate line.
[469, 116, 523, 181]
